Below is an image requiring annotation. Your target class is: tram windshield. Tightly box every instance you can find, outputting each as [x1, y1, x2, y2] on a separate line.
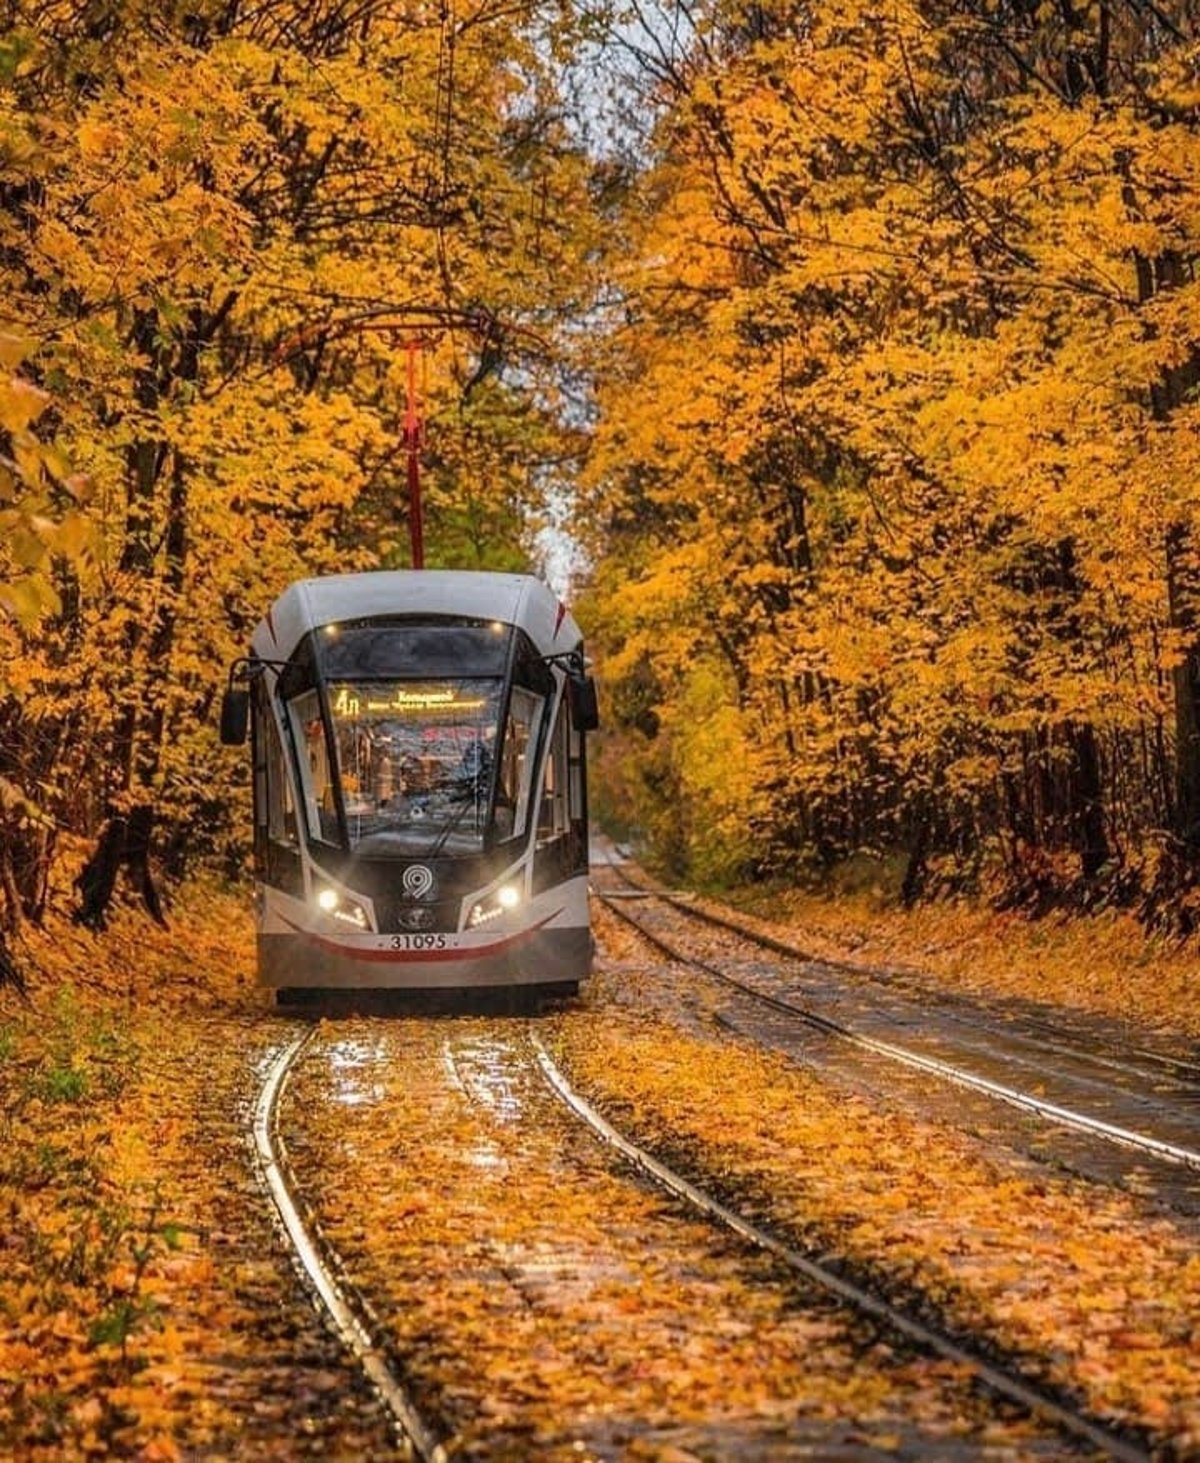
[312, 677, 541, 856]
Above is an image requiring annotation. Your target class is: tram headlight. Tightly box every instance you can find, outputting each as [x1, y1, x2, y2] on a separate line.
[314, 885, 368, 930]
[468, 882, 521, 928]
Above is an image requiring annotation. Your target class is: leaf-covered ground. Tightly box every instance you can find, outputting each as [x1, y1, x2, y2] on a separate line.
[281, 1019, 1070, 1459]
[550, 915, 1200, 1452]
[0, 869, 391, 1459]
[5, 850, 1200, 1457]
[707, 877, 1200, 1040]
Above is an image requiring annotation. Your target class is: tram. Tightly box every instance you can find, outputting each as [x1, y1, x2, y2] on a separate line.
[220, 571, 598, 997]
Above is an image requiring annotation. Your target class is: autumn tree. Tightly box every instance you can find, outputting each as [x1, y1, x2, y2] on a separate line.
[0, 335, 96, 986]
[583, 0, 1200, 921]
[0, 0, 601, 929]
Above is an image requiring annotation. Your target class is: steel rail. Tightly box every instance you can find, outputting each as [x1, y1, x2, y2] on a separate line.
[592, 878, 1200, 1173]
[600, 861, 1200, 1088]
[531, 1033, 1148, 1463]
[253, 1033, 447, 1462]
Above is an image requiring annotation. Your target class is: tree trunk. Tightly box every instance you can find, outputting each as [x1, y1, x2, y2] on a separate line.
[74, 807, 168, 931]
[0, 933, 25, 994]
[1167, 522, 1200, 852]
[1069, 720, 1109, 879]
[73, 295, 231, 929]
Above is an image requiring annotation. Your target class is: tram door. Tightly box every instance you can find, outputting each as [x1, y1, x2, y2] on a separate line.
[533, 685, 588, 893]
[252, 678, 304, 897]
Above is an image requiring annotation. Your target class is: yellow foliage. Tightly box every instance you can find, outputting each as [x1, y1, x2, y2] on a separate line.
[555, 965, 1200, 1446]
[584, 0, 1200, 899]
[0, 0, 602, 883]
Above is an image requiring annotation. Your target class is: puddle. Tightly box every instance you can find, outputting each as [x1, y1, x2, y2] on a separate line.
[325, 1035, 388, 1108]
[442, 1034, 526, 1123]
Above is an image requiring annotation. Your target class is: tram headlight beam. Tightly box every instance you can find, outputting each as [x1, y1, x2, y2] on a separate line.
[468, 882, 521, 928]
[314, 885, 369, 930]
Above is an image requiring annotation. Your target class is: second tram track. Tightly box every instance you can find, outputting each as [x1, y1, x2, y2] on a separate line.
[600, 857, 1200, 1090]
[592, 859, 1200, 1176]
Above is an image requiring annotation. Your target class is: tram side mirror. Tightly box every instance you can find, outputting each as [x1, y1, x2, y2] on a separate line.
[568, 674, 600, 733]
[219, 688, 250, 746]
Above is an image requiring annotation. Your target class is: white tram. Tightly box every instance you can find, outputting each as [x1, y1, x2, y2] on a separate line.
[220, 571, 598, 997]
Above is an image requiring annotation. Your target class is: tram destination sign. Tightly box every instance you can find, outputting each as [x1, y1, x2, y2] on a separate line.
[331, 684, 490, 718]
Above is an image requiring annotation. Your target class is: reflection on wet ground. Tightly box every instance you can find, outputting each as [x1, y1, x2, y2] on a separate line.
[324, 1035, 389, 1108]
[278, 1017, 1088, 1460]
[442, 1034, 525, 1123]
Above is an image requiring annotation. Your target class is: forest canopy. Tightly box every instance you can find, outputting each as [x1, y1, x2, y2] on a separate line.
[0, 0, 598, 936]
[581, 0, 1200, 926]
[5, 0, 1200, 942]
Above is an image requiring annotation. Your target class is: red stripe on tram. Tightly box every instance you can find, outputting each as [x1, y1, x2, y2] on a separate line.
[277, 910, 564, 963]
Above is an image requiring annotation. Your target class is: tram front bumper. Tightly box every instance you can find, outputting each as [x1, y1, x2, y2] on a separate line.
[257, 923, 591, 990]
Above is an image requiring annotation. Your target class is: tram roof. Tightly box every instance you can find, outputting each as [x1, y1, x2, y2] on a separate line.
[253, 571, 582, 661]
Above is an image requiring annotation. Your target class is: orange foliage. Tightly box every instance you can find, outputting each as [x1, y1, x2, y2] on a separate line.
[554, 966, 1200, 1450]
[0, 852, 389, 1457]
[0, 1, 599, 922]
[582, 0, 1200, 917]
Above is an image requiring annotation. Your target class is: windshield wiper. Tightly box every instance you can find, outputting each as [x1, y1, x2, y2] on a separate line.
[423, 784, 484, 858]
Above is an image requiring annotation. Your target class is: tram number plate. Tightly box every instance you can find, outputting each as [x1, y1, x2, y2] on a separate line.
[389, 933, 452, 951]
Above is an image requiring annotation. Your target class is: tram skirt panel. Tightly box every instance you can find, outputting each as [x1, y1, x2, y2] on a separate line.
[258, 924, 591, 989]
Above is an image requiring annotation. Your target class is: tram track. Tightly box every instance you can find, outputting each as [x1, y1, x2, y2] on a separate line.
[531, 1031, 1149, 1463]
[253, 1030, 446, 1462]
[252, 1012, 1149, 1459]
[592, 855, 1200, 1180]
[628, 882, 1200, 1092]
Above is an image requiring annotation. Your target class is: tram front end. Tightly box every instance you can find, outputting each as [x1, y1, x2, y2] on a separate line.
[220, 571, 598, 996]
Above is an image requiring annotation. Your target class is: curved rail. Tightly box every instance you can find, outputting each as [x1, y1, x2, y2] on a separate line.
[253, 1033, 447, 1462]
[637, 877, 1200, 1088]
[531, 1033, 1147, 1462]
[593, 869, 1200, 1173]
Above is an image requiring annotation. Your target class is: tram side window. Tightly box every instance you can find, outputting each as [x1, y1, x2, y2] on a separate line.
[252, 684, 268, 830]
[262, 702, 297, 845]
[499, 686, 544, 841]
[538, 701, 570, 843]
[287, 690, 337, 843]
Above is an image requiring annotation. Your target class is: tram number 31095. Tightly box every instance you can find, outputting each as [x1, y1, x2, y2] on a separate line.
[389, 933, 452, 951]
